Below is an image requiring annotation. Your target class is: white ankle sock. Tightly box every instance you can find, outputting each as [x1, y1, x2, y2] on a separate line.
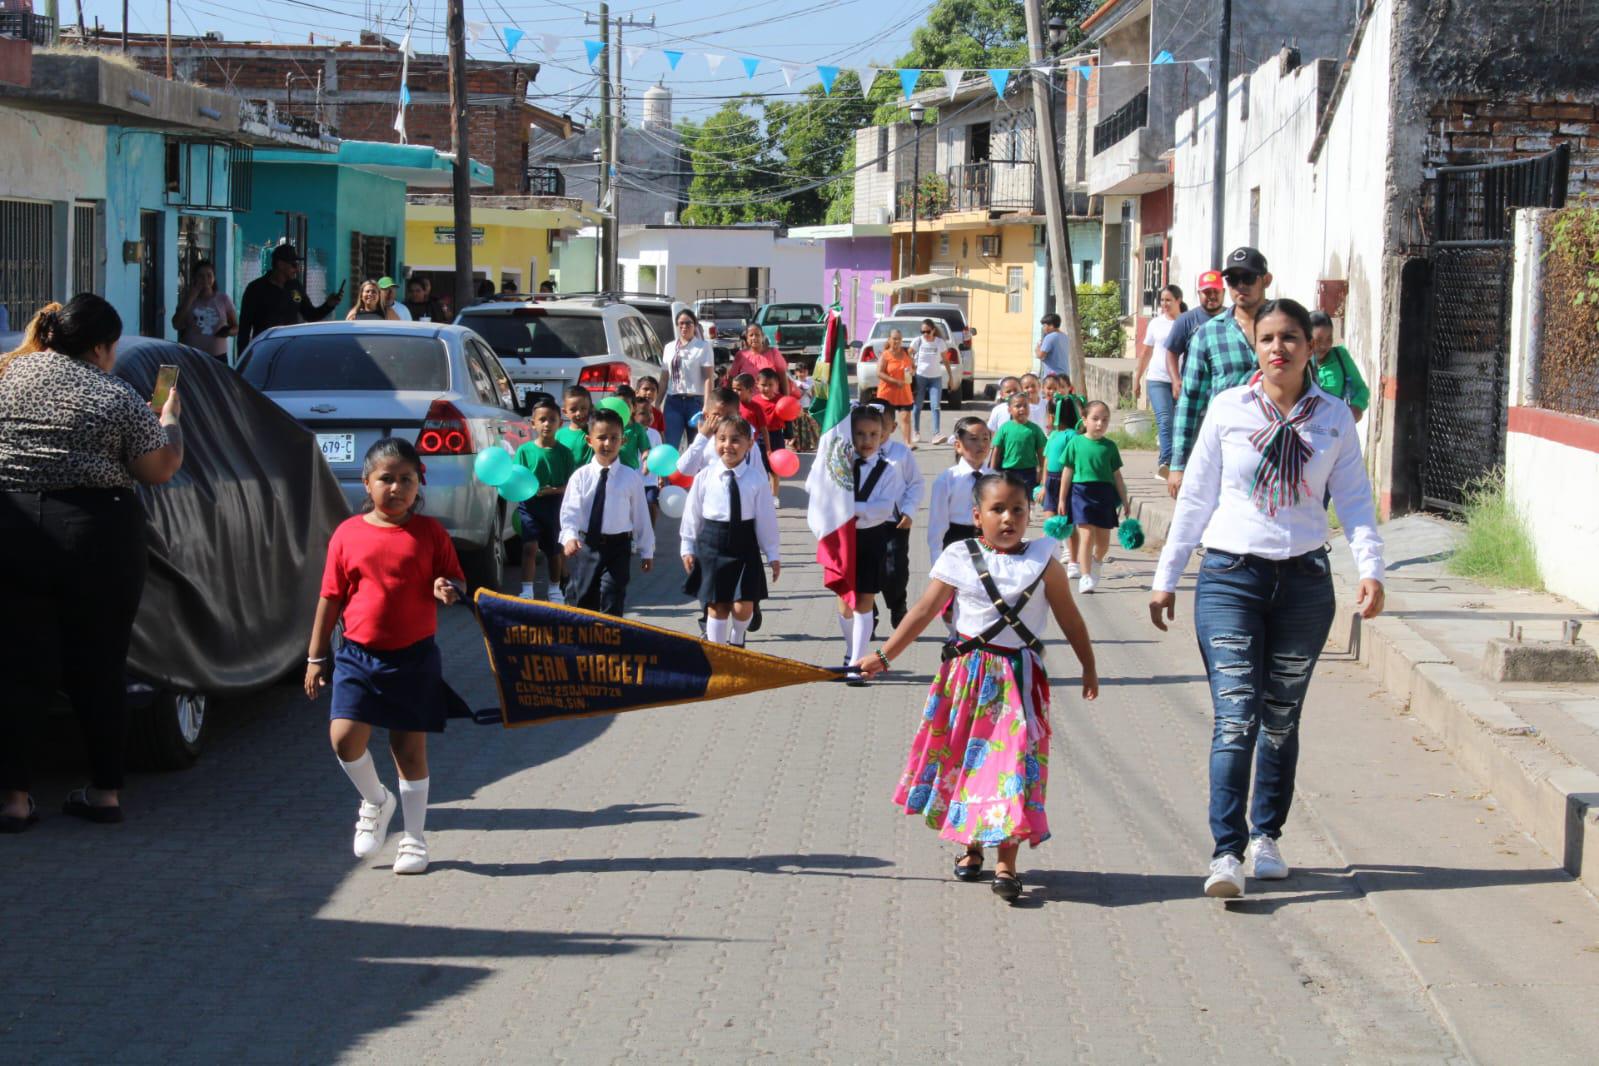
[520, 581, 536, 598]
[851, 611, 875, 664]
[338, 752, 387, 806]
[705, 615, 730, 643]
[398, 776, 429, 838]
[729, 614, 750, 643]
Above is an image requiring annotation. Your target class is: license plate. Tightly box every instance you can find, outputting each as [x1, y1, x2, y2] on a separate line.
[515, 383, 552, 403]
[317, 433, 355, 464]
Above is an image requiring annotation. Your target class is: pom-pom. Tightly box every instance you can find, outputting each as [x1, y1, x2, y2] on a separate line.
[1043, 515, 1074, 541]
[1118, 517, 1145, 550]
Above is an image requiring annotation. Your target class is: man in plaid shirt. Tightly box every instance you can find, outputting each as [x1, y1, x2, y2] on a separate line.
[1168, 246, 1275, 499]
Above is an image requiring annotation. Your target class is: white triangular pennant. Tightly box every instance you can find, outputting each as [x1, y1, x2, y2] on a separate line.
[704, 53, 727, 74]
[397, 31, 414, 59]
[1191, 57, 1212, 80]
[859, 67, 880, 92]
[465, 21, 488, 45]
[780, 63, 801, 87]
[945, 68, 964, 101]
[624, 45, 645, 69]
[540, 34, 561, 55]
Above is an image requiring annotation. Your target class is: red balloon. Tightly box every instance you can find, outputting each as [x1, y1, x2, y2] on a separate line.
[769, 448, 801, 478]
[774, 395, 802, 421]
[668, 471, 694, 489]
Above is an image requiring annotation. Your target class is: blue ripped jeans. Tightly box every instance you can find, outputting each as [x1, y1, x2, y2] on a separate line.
[1193, 548, 1336, 860]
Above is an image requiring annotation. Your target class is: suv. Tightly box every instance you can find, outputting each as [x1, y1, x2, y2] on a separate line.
[456, 296, 667, 408]
[693, 298, 758, 362]
[856, 317, 961, 408]
[560, 291, 679, 350]
[891, 302, 976, 400]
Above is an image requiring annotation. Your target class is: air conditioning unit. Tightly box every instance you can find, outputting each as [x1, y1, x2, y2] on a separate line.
[872, 207, 892, 226]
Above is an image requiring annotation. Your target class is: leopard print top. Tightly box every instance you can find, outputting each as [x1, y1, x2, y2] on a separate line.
[0, 351, 168, 492]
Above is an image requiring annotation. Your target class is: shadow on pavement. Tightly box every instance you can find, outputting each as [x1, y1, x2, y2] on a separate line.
[428, 802, 701, 832]
[427, 852, 895, 878]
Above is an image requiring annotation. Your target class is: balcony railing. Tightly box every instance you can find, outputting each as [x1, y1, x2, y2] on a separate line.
[895, 161, 1039, 221]
[1093, 88, 1148, 155]
[0, 11, 55, 45]
[525, 165, 565, 196]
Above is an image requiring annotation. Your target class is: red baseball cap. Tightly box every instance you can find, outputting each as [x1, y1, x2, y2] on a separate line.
[1198, 270, 1224, 292]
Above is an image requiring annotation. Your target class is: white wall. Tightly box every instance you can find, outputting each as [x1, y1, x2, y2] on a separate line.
[770, 238, 824, 304]
[617, 226, 823, 304]
[1506, 431, 1599, 610]
[1169, 0, 1395, 457]
[0, 108, 110, 305]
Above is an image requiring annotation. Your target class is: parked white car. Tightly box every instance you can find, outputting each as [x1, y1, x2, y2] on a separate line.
[856, 317, 964, 408]
[456, 295, 667, 409]
[890, 301, 976, 400]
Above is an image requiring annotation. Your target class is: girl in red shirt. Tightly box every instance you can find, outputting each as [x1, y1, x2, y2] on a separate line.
[305, 437, 464, 876]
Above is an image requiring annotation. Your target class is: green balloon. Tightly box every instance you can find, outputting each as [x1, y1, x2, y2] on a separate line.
[474, 447, 514, 487]
[497, 465, 539, 503]
[646, 444, 680, 477]
[600, 396, 633, 419]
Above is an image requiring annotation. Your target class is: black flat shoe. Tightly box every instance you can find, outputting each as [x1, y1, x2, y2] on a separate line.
[748, 604, 762, 632]
[62, 788, 122, 825]
[953, 849, 984, 882]
[0, 797, 39, 834]
[991, 872, 1023, 902]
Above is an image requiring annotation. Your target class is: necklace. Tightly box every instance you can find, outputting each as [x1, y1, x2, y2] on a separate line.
[977, 535, 1024, 554]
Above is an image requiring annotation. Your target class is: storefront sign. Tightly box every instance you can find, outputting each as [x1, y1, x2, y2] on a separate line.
[433, 226, 486, 246]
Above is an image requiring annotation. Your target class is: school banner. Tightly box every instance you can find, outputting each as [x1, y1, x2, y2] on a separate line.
[473, 590, 841, 727]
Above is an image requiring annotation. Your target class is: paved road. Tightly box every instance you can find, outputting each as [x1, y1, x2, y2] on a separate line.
[5, 426, 1599, 1064]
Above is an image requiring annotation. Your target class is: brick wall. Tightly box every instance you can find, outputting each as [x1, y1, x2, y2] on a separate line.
[1427, 96, 1599, 186]
[124, 45, 534, 195]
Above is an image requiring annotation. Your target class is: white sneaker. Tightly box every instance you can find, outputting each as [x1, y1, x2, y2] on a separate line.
[393, 833, 429, 875]
[547, 586, 565, 606]
[1066, 561, 1081, 579]
[1248, 836, 1289, 880]
[931, 434, 948, 445]
[1079, 568, 1097, 595]
[1204, 854, 1246, 898]
[353, 788, 396, 859]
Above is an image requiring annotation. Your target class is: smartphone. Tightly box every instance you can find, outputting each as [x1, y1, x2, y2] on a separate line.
[151, 364, 180, 411]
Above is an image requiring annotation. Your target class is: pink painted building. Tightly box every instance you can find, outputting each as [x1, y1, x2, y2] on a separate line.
[789, 223, 892, 343]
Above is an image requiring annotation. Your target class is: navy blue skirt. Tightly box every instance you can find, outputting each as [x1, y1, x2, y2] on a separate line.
[683, 518, 769, 605]
[1070, 481, 1121, 530]
[1044, 472, 1065, 513]
[330, 636, 449, 733]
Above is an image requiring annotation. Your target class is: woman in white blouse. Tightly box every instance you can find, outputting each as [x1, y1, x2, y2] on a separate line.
[660, 307, 716, 451]
[1147, 297, 1385, 900]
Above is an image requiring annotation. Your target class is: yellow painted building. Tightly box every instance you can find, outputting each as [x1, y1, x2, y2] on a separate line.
[405, 195, 600, 295]
[893, 217, 1042, 378]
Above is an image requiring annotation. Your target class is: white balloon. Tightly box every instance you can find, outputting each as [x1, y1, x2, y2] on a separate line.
[659, 485, 689, 518]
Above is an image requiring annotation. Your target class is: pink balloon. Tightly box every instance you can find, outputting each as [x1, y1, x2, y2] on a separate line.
[774, 395, 802, 421]
[769, 448, 801, 478]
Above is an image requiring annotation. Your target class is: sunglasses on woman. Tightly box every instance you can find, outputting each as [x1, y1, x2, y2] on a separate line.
[920, 328, 935, 335]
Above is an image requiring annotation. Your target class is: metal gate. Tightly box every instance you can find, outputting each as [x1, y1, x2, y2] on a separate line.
[1421, 145, 1569, 510]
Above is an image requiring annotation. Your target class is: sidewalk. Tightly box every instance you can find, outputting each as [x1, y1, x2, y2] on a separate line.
[1118, 443, 1599, 892]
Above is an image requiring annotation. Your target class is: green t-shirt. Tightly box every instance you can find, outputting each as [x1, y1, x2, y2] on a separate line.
[1313, 345, 1371, 410]
[992, 419, 1047, 470]
[1044, 429, 1076, 473]
[513, 440, 576, 493]
[618, 421, 651, 470]
[1063, 434, 1122, 484]
[555, 425, 593, 467]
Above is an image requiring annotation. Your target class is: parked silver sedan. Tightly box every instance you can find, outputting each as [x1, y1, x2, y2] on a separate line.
[237, 321, 530, 590]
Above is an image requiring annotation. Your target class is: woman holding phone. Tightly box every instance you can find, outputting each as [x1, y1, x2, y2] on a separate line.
[0, 294, 186, 832]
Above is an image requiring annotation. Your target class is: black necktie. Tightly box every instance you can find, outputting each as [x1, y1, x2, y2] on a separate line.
[587, 466, 609, 543]
[726, 469, 742, 524]
[854, 457, 865, 499]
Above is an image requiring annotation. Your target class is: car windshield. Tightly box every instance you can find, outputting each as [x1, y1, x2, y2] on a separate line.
[240, 334, 449, 391]
[765, 305, 823, 323]
[901, 308, 966, 332]
[870, 320, 942, 340]
[700, 301, 753, 322]
[461, 311, 609, 359]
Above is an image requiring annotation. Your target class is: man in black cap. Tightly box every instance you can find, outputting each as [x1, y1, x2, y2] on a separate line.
[1167, 246, 1273, 498]
[236, 243, 344, 351]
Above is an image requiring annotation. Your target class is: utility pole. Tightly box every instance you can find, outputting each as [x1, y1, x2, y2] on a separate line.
[446, 0, 474, 314]
[1209, 0, 1232, 267]
[1023, 0, 1085, 388]
[586, 8, 653, 291]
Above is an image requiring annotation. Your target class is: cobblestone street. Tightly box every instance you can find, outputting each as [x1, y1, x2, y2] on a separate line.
[5, 445, 1598, 1064]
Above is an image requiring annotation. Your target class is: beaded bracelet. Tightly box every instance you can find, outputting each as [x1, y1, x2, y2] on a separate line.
[874, 649, 891, 669]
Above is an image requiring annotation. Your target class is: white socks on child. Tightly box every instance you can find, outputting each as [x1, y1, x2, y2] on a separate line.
[521, 581, 536, 598]
[398, 776, 429, 838]
[338, 751, 387, 806]
[705, 615, 730, 644]
[729, 615, 750, 644]
[851, 611, 874, 665]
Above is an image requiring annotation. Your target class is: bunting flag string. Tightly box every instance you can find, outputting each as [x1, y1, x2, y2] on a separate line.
[780, 63, 801, 88]
[898, 67, 920, 100]
[705, 53, 727, 74]
[663, 49, 684, 70]
[987, 68, 1010, 97]
[816, 64, 838, 95]
[945, 68, 965, 102]
[624, 45, 645, 69]
[503, 27, 524, 55]
[741, 57, 760, 80]
[539, 33, 560, 56]
[583, 39, 604, 67]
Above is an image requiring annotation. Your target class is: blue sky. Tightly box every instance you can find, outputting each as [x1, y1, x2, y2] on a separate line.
[107, 0, 931, 120]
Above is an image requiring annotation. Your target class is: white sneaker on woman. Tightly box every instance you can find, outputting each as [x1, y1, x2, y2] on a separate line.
[353, 789, 396, 859]
[1066, 561, 1081, 579]
[1204, 854, 1245, 898]
[393, 833, 429, 875]
[1079, 565, 1098, 594]
[1248, 836, 1289, 879]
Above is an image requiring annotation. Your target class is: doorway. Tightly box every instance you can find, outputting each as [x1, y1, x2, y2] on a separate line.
[139, 210, 164, 338]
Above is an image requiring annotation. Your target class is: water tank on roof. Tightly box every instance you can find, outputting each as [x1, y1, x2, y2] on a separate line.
[643, 82, 672, 128]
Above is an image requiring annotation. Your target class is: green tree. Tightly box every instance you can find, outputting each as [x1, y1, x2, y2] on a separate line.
[901, 0, 1093, 69]
[764, 73, 875, 225]
[679, 97, 779, 225]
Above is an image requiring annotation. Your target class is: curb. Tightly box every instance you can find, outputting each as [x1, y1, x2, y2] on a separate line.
[1131, 480, 1599, 891]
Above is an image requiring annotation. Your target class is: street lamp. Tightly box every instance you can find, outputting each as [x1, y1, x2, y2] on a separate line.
[1048, 16, 1068, 54]
[907, 103, 926, 278]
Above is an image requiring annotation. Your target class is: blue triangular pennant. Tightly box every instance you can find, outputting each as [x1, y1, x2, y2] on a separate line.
[664, 49, 684, 70]
[817, 65, 839, 95]
[1074, 65, 1092, 81]
[987, 68, 1010, 97]
[584, 39, 604, 67]
[1152, 50, 1174, 65]
[741, 57, 759, 80]
[899, 68, 921, 100]
[399, 83, 410, 105]
[503, 27, 525, 54]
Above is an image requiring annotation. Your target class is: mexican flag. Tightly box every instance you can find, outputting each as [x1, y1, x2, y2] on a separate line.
[805, 309, 860, 606]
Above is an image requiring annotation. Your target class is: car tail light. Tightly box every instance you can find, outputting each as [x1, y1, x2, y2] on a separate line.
[578, 361, 631, 392]
[706, 323, 718, 339]
[417, 399, 472, 455]
[774, 327, 784, 345]
[859, 346, 877, 363]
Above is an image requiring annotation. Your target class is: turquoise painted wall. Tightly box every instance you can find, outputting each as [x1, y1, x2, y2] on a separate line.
[1030, 221, 1105, 349]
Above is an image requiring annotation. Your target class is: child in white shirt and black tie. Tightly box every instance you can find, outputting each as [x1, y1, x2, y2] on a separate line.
[558, 408, 655, 617]
[679, 417, 781, 647]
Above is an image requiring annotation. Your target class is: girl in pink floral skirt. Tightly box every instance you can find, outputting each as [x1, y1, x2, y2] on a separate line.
[856, 471, 1098, 902]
